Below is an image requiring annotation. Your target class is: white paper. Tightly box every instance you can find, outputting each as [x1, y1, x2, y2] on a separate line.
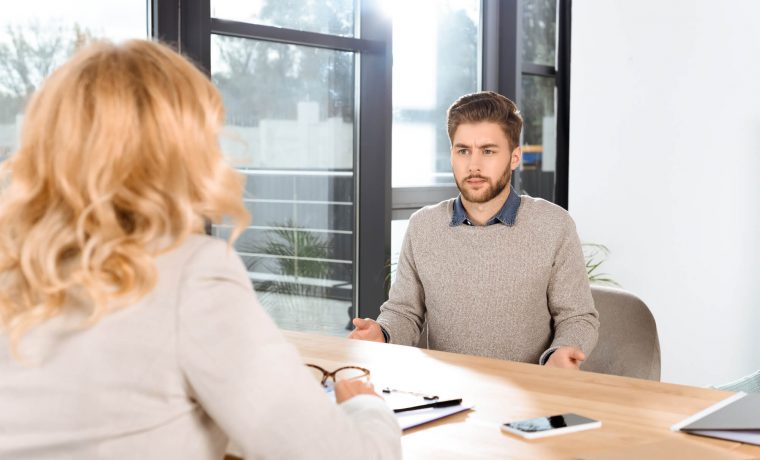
[395, 404, 473, 431]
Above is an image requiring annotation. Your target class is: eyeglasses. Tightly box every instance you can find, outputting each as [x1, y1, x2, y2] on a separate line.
[306, 364, 370, 388]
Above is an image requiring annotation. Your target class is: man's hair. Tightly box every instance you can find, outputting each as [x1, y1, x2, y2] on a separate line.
[446, 91, 523, 150]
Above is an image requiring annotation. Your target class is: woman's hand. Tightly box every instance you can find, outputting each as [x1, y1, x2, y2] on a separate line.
[334, 379, 380, 404]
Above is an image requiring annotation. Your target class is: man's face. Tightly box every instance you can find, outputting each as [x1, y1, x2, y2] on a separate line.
[450, 122, 521, 204]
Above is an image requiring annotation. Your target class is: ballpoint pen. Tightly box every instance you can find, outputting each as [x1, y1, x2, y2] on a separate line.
[393, 398, 463, 413]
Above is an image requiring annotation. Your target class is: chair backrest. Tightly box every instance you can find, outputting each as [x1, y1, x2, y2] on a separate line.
[582, 285, 661, 381]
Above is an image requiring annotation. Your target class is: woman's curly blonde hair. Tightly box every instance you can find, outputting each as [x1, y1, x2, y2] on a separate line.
[0, 40, 249, 353]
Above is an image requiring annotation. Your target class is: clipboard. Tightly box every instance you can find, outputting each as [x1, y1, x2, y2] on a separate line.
[322, 384, 472, 431]
[379, 387, 471, 430]
[395, 403, 473, 430]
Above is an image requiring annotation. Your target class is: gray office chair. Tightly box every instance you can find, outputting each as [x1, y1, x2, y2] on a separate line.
[582, 285, 661, 381]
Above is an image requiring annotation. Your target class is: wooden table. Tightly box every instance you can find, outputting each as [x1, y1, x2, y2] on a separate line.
[284, 331, 760, 459]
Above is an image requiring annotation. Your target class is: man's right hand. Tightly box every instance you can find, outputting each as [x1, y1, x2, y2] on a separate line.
[348, 318, 386, 343]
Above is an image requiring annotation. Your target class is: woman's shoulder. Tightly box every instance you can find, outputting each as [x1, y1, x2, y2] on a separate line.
[160, 234, 235, 264]
[156, 234, 249, 286]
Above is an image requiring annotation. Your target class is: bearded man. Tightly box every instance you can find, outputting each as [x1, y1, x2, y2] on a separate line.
[350, 91, 599, 369]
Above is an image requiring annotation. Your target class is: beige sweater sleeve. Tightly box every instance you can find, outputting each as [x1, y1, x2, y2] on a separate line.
[376, 214, 426, 346]
[176, 240, 401, 459]
[544, 214, 600, 357]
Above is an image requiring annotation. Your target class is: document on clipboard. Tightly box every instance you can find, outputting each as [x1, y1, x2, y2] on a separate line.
[323, 384, 472, 431]
[380, 387, 472, 431]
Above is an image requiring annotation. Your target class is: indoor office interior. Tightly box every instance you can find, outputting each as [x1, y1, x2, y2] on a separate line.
[1, 0, 758, 392]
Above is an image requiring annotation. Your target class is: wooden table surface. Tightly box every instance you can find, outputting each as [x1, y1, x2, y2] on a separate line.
[284, 331, 760, 459]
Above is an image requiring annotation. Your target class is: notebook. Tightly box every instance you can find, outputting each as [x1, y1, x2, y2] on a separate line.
[671, 392, 760, 445]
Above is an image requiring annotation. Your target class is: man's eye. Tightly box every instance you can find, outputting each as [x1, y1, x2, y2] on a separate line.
[484, 149, 494, 155]
[457, 149, 469, 156]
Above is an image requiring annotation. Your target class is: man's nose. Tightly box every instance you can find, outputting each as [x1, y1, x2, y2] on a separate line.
[468, 153, 482, 173]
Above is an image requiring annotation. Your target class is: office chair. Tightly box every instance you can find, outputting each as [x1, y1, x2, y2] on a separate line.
[582, 285, 661, 381]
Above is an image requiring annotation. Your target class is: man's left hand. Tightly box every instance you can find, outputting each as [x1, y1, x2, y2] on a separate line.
[545, 346, 586, 370]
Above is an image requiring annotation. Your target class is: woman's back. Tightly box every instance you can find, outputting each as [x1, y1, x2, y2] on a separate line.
[0, 235, 400, 459]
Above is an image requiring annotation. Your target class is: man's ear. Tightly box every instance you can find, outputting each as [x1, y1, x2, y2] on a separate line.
[511, 146, 522, 170]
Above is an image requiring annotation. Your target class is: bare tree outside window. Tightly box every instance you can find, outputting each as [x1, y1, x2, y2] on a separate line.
[0, 1, 146, 161]
[0, 21, 95, 160]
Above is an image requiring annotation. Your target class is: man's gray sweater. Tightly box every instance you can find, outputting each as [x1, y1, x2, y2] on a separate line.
[376, 195, 599, 364]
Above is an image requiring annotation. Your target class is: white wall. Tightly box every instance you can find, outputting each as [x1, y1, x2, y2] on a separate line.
[570, 0, 760, 386]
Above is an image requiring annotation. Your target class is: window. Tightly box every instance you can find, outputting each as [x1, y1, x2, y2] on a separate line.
[177, 0, 393, 333]
[210, 34, 357, 336]
[387, 0, 481, 188]
[0, 1, 148, 162]
[517, 0, 559, 202]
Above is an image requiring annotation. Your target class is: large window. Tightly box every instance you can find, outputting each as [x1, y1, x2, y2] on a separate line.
[518, 0, 559, 202]
[195, 0, 391, 334]
[388, 0, 480, 188]
[210, 32, 357, 336]
[0, 1, 148, 162]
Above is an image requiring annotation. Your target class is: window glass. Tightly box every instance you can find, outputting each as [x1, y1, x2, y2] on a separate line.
[211, 0, 355, 37]
[211, 35, 355, 336]
[0, 1, 148, 161]
[522, 0, 556, 66]
[517, 75, 556, 201]
[388, 0, 480, 187]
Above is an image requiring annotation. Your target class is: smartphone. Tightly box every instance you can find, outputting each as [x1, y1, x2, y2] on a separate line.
[501, 413, 601, 439]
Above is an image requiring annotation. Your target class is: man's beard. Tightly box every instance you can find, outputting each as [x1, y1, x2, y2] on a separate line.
[456, 165, 512, 204]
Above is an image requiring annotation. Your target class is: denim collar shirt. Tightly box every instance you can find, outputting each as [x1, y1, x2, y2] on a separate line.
[450, 186, 522, 227]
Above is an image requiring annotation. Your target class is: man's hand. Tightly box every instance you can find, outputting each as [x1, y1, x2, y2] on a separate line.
[545, 346, 586, 370]
[348, 318, 385, 343]
[334, 379, 380, 404]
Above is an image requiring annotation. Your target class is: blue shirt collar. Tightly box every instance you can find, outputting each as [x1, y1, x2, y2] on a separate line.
[450, 186, 521, 227]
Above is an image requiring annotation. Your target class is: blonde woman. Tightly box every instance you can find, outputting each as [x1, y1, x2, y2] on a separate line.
[0, 40, 401, 459]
